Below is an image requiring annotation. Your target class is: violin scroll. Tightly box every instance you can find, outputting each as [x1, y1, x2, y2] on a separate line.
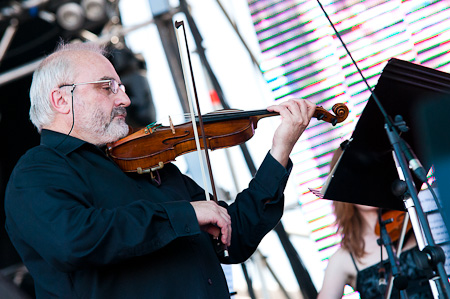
[314, 103, 349, 126]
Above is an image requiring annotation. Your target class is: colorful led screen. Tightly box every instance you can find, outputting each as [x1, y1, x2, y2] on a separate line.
[247, 0, 450, 296]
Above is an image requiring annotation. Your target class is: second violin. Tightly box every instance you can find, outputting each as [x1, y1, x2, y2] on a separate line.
[107, 103, 349, 173]
[375, 210, 413, 243]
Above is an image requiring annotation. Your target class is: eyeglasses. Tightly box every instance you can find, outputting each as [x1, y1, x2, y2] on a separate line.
[59, 79, 125, 94]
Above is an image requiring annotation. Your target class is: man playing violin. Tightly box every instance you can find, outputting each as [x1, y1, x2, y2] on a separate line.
[4, 42, 316, 299]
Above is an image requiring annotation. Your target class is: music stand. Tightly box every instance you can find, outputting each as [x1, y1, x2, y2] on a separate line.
[323, 58, 450, 298]
[324, 58, 450, 211]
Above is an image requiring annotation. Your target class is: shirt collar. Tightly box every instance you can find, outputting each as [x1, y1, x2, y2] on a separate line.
[40, 129, 90, 155]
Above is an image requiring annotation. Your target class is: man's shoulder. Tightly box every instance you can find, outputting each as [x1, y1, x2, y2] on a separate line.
[9, 144, 75, 184]
[17, 144, 63, 165]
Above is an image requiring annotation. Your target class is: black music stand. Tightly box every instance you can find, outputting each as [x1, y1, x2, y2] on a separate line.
[324, 58, 450, 210]
[323, 58, 450, 298]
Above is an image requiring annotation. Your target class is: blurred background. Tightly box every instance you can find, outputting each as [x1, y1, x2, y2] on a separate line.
[1, 0, 450, 298]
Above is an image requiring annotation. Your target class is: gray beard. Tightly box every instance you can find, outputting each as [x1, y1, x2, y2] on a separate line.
[95, 107, 129, 146]
[78, 106, 129, 146]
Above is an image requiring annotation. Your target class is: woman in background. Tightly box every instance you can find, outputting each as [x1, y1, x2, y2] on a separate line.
[317, 148, 433, 299]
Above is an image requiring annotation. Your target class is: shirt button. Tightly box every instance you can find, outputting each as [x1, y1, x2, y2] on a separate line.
[208, 278, 213, 285]
[185, 225, 191, 233]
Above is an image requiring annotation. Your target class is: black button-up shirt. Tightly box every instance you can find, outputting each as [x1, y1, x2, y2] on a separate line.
[5, 129, 291, 298]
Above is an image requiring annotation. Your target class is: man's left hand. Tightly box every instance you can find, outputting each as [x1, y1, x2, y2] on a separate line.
[267, 98, 316, 167]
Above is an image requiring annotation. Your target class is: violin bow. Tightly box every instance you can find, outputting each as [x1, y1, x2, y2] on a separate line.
[174, 20, 229, 257]
[174, 20, 218, 203]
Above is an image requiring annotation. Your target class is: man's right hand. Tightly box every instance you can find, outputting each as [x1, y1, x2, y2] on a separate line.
[190, 201, 231, 247]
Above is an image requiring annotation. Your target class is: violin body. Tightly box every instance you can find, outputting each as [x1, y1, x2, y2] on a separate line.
[375, 210, 413, 242]
[107, 103, 349, 173]
[107, 116, 261, 173]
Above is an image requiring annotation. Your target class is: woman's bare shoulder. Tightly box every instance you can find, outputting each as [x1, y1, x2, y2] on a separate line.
[328, 247, 358, 276]
[330, 247, 352, 262]
[318, 247, 358, 298]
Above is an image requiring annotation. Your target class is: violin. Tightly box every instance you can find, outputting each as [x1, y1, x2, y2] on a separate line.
[375, 210, 413, 242]
[106, 103, 349, 173]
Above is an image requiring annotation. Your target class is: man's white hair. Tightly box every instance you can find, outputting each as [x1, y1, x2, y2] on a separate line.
[29, 42, 107, 132]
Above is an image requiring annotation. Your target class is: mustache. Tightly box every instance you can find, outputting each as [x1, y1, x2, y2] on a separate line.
[111, 107, 127, 120]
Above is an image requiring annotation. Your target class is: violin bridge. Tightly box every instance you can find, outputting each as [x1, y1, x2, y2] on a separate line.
[169, 115, 175, 134]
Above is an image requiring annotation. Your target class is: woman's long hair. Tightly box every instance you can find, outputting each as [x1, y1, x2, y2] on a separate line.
[333, 201, 366, 260]
[329, 146, 366, 260]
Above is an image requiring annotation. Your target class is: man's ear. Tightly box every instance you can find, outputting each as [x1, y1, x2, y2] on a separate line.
[50, 88, 71, 114]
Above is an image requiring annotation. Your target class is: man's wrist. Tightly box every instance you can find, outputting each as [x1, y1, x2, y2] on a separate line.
[269, 146, 290, 168]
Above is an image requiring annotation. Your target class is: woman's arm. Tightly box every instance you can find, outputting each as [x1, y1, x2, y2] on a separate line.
[317, 248, 356, 299]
